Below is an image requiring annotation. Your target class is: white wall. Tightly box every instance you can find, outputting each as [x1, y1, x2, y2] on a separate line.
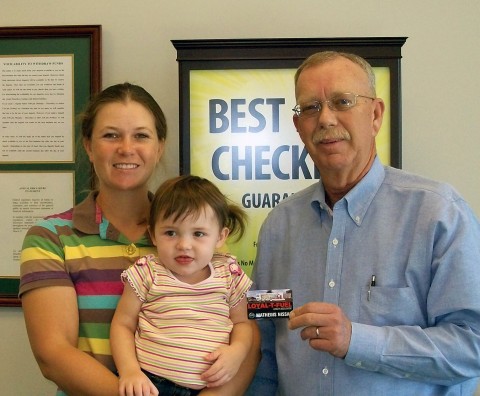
[1, 1, 479, 394]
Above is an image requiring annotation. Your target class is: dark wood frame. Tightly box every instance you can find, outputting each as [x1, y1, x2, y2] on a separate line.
[0, 25, 102, 307]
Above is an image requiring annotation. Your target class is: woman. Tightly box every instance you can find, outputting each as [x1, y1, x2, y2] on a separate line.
[20, 83, 259, 396]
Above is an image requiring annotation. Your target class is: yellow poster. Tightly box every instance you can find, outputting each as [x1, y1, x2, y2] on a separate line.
[190, 68, 390, 276]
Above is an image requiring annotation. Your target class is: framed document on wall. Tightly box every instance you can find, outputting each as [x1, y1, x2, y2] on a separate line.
[0, 25, 102, 306]
[172, 37, 406, 277]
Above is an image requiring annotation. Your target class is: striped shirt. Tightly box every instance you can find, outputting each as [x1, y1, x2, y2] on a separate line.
[20, 191, 156, 373]
[123, 253, 252, 389]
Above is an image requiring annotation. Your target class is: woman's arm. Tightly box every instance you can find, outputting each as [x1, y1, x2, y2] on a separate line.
[22, 286, 119, 396]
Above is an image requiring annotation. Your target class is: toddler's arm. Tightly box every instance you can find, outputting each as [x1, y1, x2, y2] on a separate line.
[201, 296, 252, 387]
[111, 283, 158, 396]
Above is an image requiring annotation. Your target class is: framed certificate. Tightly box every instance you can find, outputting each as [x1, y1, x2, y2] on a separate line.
[0, 25, 101, 306]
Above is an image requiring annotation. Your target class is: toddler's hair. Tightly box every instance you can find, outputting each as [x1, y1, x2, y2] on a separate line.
[149, 175, 247, 241]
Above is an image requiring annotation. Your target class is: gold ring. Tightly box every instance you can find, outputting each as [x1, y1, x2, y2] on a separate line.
[315, 327, 320, 338]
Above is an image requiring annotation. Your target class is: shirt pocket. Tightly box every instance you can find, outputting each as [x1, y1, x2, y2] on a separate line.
[359, 285, 426, 327]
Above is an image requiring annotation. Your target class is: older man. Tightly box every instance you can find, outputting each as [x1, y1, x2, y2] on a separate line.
[247, 51, 480, 395]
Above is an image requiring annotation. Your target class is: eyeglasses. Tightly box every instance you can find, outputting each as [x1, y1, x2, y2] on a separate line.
[292, 93, 375, 118]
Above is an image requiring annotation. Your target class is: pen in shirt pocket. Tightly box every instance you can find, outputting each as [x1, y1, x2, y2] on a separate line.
[367, 275, 376, 302]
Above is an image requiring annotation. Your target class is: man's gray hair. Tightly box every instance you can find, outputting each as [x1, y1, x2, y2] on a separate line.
[294, 51, 377, 95]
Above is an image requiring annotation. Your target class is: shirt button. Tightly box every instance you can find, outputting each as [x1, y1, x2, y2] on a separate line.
[328, 280, 335, 288]
[355, 216, 361, 224]
[125, 243, 137, 255]
[332, 238, 339, 246]
[322, 367, 329, 375]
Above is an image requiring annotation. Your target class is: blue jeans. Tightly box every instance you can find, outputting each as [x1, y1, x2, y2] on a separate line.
[142, 369, 202, 396]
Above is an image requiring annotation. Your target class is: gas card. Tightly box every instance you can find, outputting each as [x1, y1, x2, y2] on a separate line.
[247, 289, 293, 319]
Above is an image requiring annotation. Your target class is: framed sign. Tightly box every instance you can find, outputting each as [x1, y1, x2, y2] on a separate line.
[0, 25, 102, 306]
[172, 37, 406, 277]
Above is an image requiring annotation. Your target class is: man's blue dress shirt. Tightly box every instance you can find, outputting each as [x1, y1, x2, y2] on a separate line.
[248, 157, 480, 395]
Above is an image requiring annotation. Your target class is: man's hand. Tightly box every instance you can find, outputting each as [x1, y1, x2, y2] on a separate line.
[288, 302, 352, 358]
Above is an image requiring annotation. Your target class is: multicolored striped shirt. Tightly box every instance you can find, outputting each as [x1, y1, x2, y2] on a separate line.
[19, 191, 156, 373]
[123, 253, 252, 389]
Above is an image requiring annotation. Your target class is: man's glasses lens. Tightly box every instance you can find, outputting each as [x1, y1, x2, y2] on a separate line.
[293, 93, 373, 117]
